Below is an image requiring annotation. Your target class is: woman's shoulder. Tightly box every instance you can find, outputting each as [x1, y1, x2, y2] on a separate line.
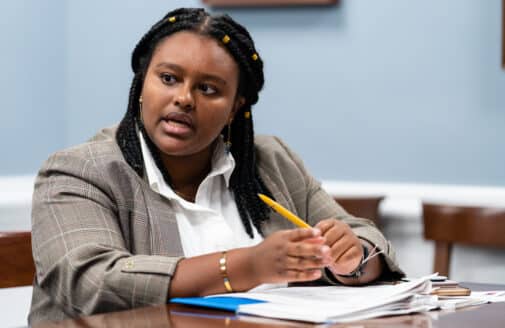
[254, 135, 290, 154]
[39, 125, 128, 175]
[36, 125, 143, 198]
[254, 135, 306, 175]
[48, 125, 120, 160]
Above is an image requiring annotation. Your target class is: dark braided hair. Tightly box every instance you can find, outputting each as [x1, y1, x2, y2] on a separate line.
[116, 8, 273, 237]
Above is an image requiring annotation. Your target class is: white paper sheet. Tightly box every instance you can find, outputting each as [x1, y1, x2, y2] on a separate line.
[208, 275, 436, 323]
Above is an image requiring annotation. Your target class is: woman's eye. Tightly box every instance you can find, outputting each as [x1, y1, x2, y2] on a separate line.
[160, 74, 176, 85]
[199, 84, 217, 95]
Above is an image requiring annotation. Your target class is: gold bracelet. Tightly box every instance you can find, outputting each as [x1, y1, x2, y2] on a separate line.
[219, 251, 234, 293]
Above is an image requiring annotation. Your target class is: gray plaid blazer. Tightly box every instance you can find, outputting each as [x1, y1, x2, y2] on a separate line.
[29, 126, 403, 324]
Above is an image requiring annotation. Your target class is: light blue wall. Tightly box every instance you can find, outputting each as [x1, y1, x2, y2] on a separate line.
[2, 0, 505, 185]
[1, 0, 65, 175]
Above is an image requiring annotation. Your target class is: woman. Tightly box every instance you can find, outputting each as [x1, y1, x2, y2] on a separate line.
[29, 8, 403, 324]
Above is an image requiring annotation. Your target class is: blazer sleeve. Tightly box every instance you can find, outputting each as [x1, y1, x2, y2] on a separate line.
[31, 150, 182, 316]
[270, 137, 405, 280]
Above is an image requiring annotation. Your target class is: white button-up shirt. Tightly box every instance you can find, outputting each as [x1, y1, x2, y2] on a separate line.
[139, 132, 263, 257]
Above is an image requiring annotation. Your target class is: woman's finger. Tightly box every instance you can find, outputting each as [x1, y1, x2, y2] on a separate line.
[283, 254, 330, 270]
[328, 247, 363, 275]
[334, 242, 362, 264]
[322, 225, 346, 248]
[286, 228, 321, 242]
[314, 218, 335, 234]
[328, 235, 356, 260]
[286, 241, 329, 258]
[280, 268, 322, 282]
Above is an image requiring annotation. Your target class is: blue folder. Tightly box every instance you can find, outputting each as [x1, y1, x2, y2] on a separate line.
[170, 296, 266, 312]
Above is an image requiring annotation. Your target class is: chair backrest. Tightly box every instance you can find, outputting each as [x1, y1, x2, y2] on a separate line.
[333, 196, 384, 227]
[422, 203, 505, 277]
[0, 231, 35, 288]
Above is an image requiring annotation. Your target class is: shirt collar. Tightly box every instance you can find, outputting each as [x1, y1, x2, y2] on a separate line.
[209, 135, 236, 187]
[138, 132, 236, 198]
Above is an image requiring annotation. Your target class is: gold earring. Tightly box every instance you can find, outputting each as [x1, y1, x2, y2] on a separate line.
[138, 97, 144, 125]
[224, 121, 232, 154]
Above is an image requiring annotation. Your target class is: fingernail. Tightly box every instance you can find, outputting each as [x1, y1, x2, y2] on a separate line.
[312, 228, 321, 236]
[321, 245, 330, 253]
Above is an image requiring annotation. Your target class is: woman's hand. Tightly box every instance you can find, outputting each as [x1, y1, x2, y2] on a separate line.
[170, 222, 381, 298]
[314, 218, 363, 276]
[248, 228, 332, 284]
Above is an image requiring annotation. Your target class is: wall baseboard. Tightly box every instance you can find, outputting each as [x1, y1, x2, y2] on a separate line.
[0, 175, 35, 208]
[323, 181, 505, 207]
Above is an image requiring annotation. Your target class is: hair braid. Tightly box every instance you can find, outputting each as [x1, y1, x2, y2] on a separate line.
[228, 108, 272, 236]
[209, 19, 263, 104]
[116, 8, 273, 238]
[117, 73, 143, 176]
[209, 16, 271, 235]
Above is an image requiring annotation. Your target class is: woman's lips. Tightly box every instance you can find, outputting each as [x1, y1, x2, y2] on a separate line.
[160, 112, 194, 138]
[164, 112, 194, 127]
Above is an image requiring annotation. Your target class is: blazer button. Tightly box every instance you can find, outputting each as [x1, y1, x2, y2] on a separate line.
[125, 259, 134, 269]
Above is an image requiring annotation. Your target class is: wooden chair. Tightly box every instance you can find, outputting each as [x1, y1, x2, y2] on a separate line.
[422, 203, 505, 277]
[0, 231, 35, 288]
[333, 196, 384, 227]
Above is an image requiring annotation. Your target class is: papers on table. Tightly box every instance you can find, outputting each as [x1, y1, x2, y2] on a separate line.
[470, 290, 505, 303]
[171, 274, 505, 324]
[211, 275, 437, 323]
[437, 290, 505, 310]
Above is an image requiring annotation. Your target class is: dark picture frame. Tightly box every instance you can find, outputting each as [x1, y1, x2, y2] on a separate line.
[203, 0, 337, 6]
[502, 0, 504, 68]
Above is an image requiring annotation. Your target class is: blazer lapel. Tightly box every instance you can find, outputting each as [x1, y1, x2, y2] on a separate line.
[141, 186, 184, 257]
[258, 168, 298, 236]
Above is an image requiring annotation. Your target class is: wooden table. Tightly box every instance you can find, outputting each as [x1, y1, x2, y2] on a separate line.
[33, 282, 505, 328]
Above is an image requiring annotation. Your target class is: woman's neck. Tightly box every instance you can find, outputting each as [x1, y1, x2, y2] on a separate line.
[161, 144, 215, 200]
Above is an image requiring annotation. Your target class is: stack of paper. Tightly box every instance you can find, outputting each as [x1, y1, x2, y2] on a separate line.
[171, 275, 505, 323]
[172, 276, 438, 323]
[437, 290, 505, 310]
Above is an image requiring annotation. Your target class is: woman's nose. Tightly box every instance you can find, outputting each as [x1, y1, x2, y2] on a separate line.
[174, 84, 195, 111]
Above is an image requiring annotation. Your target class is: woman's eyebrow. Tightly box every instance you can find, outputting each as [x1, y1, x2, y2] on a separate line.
[200, 73, 227, 86]
[154, 62, 227, 85]
[154, 62, 182, 72]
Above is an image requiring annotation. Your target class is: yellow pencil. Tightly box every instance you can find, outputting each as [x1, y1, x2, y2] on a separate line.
[258, 193, 311, 228]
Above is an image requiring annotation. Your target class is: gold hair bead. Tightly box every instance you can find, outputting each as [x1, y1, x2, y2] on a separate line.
[168, 16, 176, 23]
[244, 111, 251, 119]
[222, 35, 231, 44]
[251, 53, 259, 61]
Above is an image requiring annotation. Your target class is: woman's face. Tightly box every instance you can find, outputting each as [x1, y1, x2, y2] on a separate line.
[141, 31, 243, 158]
